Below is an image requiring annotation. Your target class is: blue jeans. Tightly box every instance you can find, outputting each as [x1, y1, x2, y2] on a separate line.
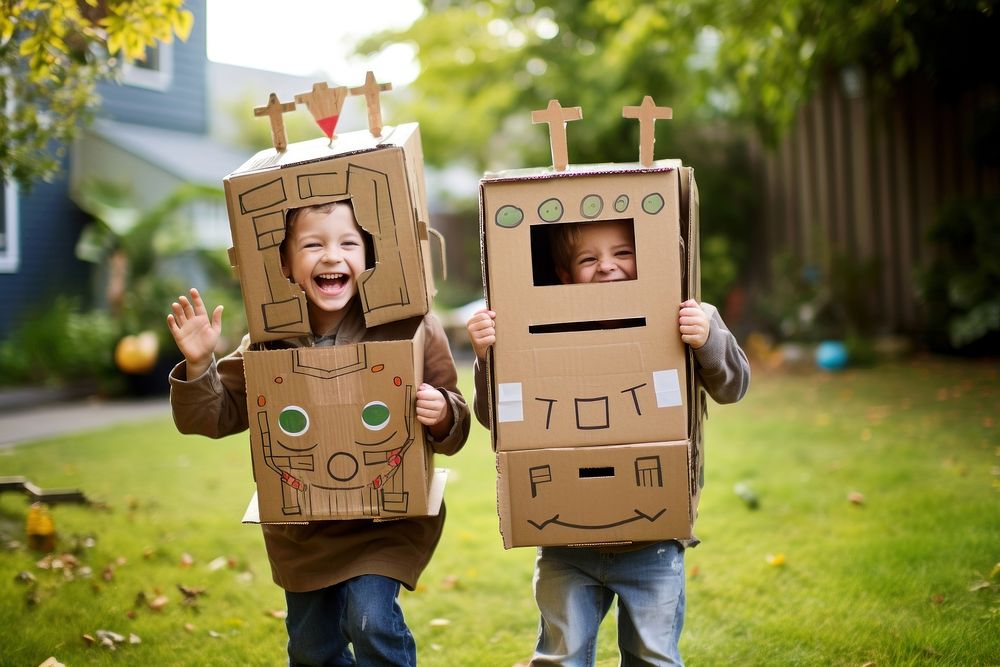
[531, 541, 686, 666]
[284, 575, 416, 666]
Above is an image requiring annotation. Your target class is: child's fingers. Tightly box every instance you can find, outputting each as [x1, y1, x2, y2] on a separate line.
[171, 300, 189, 325]
[211, 305, 224, 329]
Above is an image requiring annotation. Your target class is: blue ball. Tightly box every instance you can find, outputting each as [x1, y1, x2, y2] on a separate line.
[815, 340, 849, 371]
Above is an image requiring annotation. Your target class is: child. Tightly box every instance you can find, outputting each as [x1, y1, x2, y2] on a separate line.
[168, 201, 471, 666]
[467, 219, 749, 666]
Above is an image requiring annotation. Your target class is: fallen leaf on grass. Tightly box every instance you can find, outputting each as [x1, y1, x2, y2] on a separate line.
[15, 571, 36, 584]
[688, 565, 701, 579]
[148, 595, 169, 611]
[440, 574, 461, 590]
[37, 657, 65, 667]
[429, 618, 451, 628]
[177, 584, 207, 602]
[968, 580, 991, 592]
[265, 609, 287, 619]
[847, 491, 865, 505]
[990, 563, 1000, 580]
[930, 593, 945, 605]
[179, 553, 195, 568]
[183, 623, 196, 633]
[207, 556, 228, 571]
[766, 553, 786, 567]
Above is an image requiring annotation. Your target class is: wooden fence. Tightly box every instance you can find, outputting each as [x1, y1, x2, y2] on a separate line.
[750, 74, 1000, 334]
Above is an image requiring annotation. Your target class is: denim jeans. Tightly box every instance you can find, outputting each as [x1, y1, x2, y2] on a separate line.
[531, 540, 686, 666]
[284, 575, 416, 667]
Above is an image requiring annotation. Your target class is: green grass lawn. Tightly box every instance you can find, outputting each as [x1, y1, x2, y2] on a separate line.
[1, 357, 997, 666]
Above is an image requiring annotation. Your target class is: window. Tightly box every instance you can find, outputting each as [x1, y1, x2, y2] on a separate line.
[123, 41, 173, 91]
[0, 178, 19, 272]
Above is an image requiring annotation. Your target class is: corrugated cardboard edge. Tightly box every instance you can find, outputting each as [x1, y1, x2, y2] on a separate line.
[241, 468, 449, 525]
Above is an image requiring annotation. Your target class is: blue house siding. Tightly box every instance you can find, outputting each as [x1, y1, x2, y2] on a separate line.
[0, 163, 91, 339]
[97, 0, 208, 134]
[0, 0, 209, 343]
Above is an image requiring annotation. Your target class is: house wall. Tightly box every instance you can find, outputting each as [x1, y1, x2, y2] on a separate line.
[751, 74, 1000, 335]
[97, 0, 208, 134]
[0, 163, 91, 339]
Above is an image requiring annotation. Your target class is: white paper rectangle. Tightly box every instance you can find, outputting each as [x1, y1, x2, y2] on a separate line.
[497, 382, 524, 422]
[653, 369, 682, 408]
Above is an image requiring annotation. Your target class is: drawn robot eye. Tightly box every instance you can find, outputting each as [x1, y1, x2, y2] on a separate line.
[278, 405, 310, 436]
[361, 401, 390, 431]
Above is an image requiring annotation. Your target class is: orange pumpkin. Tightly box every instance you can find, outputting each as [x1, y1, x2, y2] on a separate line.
[115, 331, 159, 374]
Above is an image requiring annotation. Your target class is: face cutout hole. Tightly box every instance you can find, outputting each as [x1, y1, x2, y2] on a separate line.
[530, 219, 637, 286]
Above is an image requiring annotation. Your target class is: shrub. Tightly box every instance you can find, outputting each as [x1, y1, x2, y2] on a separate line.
[917, 197, 1000, 353]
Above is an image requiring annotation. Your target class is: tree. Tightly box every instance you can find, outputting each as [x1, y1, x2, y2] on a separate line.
[0, 0, 194, 188]
[361, 0, 998, 165]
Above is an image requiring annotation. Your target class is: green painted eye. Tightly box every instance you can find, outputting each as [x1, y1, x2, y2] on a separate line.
[278, 406, 309, 436]
[642, 193, 665, 215]
[495, 205, 524, 228]
[362, 401, 391, 431]
[614, 195, 629, 213]
[538, 198, 564, 222]
[580, 194, 603, 218]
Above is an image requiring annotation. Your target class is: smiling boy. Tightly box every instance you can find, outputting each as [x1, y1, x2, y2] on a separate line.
[168, 201, 470, 665]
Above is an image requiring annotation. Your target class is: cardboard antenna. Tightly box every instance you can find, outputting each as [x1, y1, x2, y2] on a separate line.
[350, 71, 392, 137]
[253, 92, 297, 152]
[531, 99, 583, 171]
[622, 96, 673, 167]
[295, 82, 349, 142]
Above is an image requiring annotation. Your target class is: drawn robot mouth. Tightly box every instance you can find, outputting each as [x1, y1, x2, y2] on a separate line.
[527, 508, 666, 531]
[275, 440, 319, 452]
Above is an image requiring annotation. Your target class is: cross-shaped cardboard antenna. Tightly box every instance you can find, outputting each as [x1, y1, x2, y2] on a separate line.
[622, 96, 673, 167]
[531, 99, 583, 171]
[295, 82, 349, 142]
[253, 93, 297, 152]
[350, 71, 392, 137]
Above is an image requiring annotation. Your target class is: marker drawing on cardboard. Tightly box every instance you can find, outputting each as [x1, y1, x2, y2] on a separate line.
[481, 97, 705, 548]
[227, 74, 449, 523]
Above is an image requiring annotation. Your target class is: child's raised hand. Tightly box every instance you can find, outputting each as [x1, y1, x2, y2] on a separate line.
[678, 299, 709, 349]
[466, 308, 496, 361]
[167, 288, 224, 378]
[416, 382, 452, 439]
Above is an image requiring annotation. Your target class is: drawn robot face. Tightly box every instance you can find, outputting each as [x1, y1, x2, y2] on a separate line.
[501, 442, 692, 547]
[246, 342, 424, 520]
[481, 169, 689, 449]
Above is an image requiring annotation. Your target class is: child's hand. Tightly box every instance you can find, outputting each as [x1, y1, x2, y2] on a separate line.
[466, 308, 496, 361]
[678, 299, 709, 349]
[416, 382, 452, 439]
[167, 288, 224, 379]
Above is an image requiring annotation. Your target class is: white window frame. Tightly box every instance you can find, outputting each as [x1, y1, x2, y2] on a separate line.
[123, 40, 174, 91]
[0, 178, 20, 273]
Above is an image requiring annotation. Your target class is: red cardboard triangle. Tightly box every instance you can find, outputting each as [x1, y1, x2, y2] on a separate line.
[317, 115, 339, 139]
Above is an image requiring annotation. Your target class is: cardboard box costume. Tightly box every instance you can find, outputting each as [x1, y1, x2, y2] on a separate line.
[223, 75, 449, 523]
[479, 98, 707, 548]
